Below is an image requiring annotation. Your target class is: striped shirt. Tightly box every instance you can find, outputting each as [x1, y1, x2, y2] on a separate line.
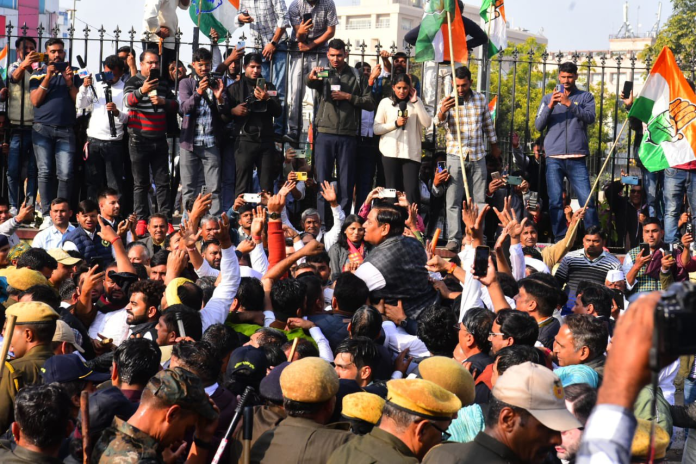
[555, 249, 621, 296]
[123, 73, 178, 138]
[437, 90, 497, 161]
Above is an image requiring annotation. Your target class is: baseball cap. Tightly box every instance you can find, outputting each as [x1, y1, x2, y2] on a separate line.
[48, 248, 82, 266]
[147, 368, 218, 420]
[227, 346, 268, 385]
[493, 362, 581, 432]
[41, 353, 111, 384]
[52, 320, 85, 353]
[605, 269, 625, 283]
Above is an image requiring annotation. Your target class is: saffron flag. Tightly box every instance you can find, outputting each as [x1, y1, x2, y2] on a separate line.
[414, 0, 467, 64]
[480, 0, 507, 58]
[629, 47, 696, 172]
[488, 95, 498, 122]
[189, 0, 239, 38]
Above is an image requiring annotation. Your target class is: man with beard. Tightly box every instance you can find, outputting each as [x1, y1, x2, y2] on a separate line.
[62, 199, 114, 262]
[85, 218, 138, 347]
[555, 383, 596, 464]
[202, 239, 222, 270]
[379, 52, 421, 99]
[424, 362, 581, 464]
[126, 279, 166, 340]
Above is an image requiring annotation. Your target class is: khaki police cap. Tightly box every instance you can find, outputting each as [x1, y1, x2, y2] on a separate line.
[0, 267, 49, 291]
[342, 392, 385, 425]
[6, 301, 60, 324]
[386, 378, 462, 421]
[418, 356, 475, 406]
[280, 357, 339, 403]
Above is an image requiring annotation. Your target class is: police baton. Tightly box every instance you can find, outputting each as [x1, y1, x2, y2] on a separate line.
[241, 406, 254, 464]
[211, 386, 254, 464]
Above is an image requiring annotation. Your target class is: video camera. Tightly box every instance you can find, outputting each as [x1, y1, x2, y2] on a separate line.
[655, 282, 696, 360]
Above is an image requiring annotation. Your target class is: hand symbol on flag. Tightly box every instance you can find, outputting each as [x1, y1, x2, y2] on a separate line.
[646, 98, 696, 146]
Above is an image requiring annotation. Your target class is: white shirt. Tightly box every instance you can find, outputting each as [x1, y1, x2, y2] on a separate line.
[141, 0, 189, 49]
[361, 109, 375, 137]
[382, 321, 430, 358]
[89, 307, 129, 346]
[354, 262, 386, 291]
[77, 79, 128, 140]
[200, 246, 241, 332]
[32, 224, 76, 250]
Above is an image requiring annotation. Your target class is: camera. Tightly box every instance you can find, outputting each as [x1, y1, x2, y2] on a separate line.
[655, 282, 696, 359]
[208, 72, 222, 88]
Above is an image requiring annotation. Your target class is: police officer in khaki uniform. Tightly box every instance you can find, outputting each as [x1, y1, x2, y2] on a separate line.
[0, 301, 59, 432]
[328, 378, 462, 464]
[250, 357, 354, 464]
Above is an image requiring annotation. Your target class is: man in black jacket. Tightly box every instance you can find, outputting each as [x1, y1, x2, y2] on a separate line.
[226, 53, 282, 197]
[306, 38, 375, 220]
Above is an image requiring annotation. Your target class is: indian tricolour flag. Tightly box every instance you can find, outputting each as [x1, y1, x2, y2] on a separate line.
[629, 46, 696, 172]
[189, 0, 239, 38]
[415, 0, 467, 64]
[488, 95, 498, 122]
[480, 0, 507, 58]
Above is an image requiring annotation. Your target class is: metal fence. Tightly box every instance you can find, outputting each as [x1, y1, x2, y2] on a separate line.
[3, 21, 695, 243]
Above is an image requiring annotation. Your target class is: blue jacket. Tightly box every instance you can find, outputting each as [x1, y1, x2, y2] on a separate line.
[534, 87, 596, 156]
[62, 226, 113, 262]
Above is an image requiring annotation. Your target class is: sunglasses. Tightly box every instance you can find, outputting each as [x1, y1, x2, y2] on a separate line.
[428, 421, 452, 441]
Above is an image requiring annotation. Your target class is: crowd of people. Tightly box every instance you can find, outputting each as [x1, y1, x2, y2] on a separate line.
[0, 0, 694, 463]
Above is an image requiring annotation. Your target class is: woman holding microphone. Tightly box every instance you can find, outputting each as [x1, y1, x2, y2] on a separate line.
[373, 74, 432, 204]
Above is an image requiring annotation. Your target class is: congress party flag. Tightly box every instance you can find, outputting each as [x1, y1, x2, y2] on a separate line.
[415, 0, 467, 64]
[488, 95, 498, 122]
[189, 0, 239, 38]
[480, 0, 507, 58]
[629, 47, 696, 172]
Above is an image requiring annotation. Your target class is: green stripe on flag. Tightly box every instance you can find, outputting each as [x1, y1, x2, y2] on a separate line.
[628, 97, 656, 124]
[480, 0, 493, 22]
[189, 0, 230, 37]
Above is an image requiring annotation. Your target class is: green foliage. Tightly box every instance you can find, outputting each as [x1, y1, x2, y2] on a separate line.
[642, 0, 696, 63]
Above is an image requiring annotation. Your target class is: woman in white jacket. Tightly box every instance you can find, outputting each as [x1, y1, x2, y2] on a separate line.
[373, 74, 432, 204]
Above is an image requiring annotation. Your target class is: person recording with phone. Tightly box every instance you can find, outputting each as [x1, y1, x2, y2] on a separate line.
[124, 49, 177, 234]
[373, 74, 431, 205]
[535, 62, 598, 243]
[225, 53, 282, 198]
[141, 0, 191, 84]
[178, 48, 228, 217]
[7, 36, 38, 217]
[30, 38, 82, 222]
[77, 55, 129, 200]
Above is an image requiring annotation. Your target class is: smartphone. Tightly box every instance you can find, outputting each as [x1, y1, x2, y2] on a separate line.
[507, 175, 524, 186]
[640, 242, 651, 256]
[242, 193, 262, 203]
[95, 71, 114, 83]
[294, 151, 306, 159]
[89, 257, 104, 274]
[528, 191, 539, 210]
[621, 175, 640, 186]
[379, 188, 397, 199]
[257, 78, 266, 89]
[473, 246, 490, 277]
[491, 171, 502, 181]
[149, 68, 160, 81]
[237, 41, 246, 48]
[294, 172, 308, 181]
[555, 83, 565, 93]
[54, 62, 69, 72]
[622, 81, 633, 99]
[671, 244, 679, 260]
[201, 186, 208, 195]
[458, 96, 464, 106]
[436, 161, 446, 173]
[37, 52, 47, 63]
[302, 13, 313, 23]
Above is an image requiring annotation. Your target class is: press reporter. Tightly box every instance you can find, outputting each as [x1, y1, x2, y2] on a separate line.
[77, 55, 129, 199]
[373, 73, 431, 205]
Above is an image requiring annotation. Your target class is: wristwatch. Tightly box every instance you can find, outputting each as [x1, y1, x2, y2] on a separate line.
[269, 212, 281, 220]
[271, 40, 278, 47]
[398, 318, 409, 329]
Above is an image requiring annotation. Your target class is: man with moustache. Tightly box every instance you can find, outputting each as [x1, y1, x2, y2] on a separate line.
[126, 279, 165, 340]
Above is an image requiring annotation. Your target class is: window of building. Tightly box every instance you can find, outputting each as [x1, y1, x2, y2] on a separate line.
[376, 16, 390, 29]
[401, 19, 412, 31]
[347, 17, 371, 30]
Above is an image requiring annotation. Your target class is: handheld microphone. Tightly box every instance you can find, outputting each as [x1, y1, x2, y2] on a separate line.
[76, 55, 98, 101]
[398, 101, 408, 130]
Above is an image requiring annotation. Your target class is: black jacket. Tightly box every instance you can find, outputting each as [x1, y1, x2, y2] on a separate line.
[225, 77, 282, 142]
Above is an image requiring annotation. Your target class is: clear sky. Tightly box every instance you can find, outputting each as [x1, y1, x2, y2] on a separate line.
[61, 0, 671, 52]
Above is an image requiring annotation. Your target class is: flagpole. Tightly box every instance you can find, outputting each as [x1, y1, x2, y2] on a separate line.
[446, 10, 471, 203]
[565, 117, 630, 241]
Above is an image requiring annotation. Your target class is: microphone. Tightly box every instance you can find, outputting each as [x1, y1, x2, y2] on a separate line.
[76, 55, 98, 101]
[398, 100, 408, 130]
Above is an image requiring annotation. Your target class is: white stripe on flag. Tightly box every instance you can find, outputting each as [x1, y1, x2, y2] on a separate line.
[433, 29, 444, 63]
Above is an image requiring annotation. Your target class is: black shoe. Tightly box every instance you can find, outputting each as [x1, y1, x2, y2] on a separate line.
[445, 240, 460, 252]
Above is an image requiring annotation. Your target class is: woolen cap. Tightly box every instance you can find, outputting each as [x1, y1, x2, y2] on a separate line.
[386, 378, 461, 421]
[146, 367, 218, 420]
[342, 392, 385, 425]
[418, 356, 475, 406]
[492, 362, 582, 432]
[280, 357, 339, 403]
[52, 320, 85, 353]
[631, 418, 669, 460]
[6, 301, 59, 324]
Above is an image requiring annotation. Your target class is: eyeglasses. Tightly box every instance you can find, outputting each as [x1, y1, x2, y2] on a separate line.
[428, 421, 452, 441]
[489, 331, 505, 337]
